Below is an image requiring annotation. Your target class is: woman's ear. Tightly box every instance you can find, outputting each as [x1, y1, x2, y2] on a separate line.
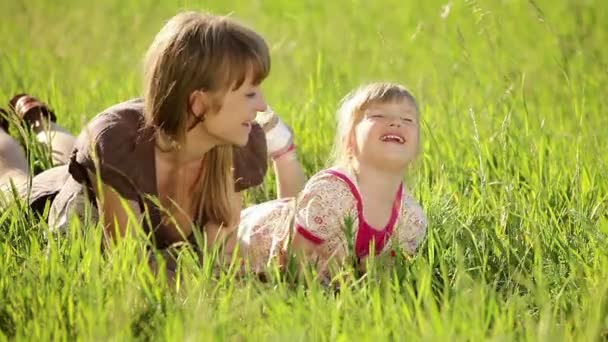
[189, 90, 208, 117]
[186, 90, 209, 131]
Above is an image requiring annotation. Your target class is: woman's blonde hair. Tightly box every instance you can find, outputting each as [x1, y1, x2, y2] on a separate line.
[143, 11, 270, 227]
[330, 82, 420, 169]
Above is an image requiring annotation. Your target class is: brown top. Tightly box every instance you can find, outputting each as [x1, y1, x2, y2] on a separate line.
[30, 98, 267, 248]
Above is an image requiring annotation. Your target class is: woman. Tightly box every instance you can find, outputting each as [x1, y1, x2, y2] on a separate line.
[0, 11, 306, 266]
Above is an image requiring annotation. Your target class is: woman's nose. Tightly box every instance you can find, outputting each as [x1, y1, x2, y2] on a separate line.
[256, 101, 268, 112]
[255, 94, 268, 112]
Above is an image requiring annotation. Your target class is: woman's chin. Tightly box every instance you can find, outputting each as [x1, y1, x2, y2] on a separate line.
[223, 134, 249, 147]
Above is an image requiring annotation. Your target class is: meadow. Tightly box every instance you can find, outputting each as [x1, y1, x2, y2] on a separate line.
[0, 0, 607, 340]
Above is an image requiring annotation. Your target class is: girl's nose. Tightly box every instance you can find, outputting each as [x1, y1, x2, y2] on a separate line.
[389, 117, 402, 127]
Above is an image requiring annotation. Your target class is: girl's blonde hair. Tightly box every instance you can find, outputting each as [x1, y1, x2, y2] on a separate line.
[143, 11, 270, 227]
[330, 82, 420, 169]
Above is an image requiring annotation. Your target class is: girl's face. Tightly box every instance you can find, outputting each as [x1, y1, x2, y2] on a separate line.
[188, 73, 268, 149]
[351, 99, 420, 171]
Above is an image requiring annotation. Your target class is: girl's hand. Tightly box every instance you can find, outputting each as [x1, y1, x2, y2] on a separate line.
[255, 106, 295, 160]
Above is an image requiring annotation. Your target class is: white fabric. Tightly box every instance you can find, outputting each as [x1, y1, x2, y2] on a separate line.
[256, 107, 293, 155]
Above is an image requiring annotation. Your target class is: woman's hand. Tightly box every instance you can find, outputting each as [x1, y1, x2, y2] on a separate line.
[200, 190, 243, 264]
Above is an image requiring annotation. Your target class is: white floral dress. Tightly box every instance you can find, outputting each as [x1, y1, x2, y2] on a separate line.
[237, 167, 428, 273]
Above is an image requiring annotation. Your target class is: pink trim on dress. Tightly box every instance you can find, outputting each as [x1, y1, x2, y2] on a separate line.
[296, 224, 325, 245]
[325, 169, 403, 257]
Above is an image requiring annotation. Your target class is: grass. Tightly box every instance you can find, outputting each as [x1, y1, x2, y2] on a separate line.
[1, 0, 607, 340]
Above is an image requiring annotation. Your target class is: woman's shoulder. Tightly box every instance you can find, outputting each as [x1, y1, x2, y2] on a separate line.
[73, 98, 152, 156]
[104, 97, 144, 112]
[68, 98, 153, 199]
[86, 98, 146, 135]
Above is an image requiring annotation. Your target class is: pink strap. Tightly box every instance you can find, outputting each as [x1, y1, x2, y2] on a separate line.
[324, 169, 403, 230]
[324, 169, 364, 213]
[325, 169, 403, 257]
[295, 224, 324, 245]
[294, 169, 404, 257]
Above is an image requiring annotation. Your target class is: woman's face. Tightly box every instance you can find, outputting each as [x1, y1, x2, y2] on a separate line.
[187, 73, 268, 150]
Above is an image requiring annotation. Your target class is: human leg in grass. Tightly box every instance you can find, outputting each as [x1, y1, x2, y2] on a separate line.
[9, 94, 76, 166]
[0, 95, 77, 208]
[0, 108, 9, 133]
[0, 110, 28, 187]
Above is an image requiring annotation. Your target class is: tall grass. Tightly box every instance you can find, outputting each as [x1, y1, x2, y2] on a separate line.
[1, 0, 607, 340]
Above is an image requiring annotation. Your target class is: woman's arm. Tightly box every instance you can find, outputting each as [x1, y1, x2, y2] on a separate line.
[202, 190, 243, 258]
[88, 171, 141, 247]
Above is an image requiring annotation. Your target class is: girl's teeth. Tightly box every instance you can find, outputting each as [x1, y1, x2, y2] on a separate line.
[381, 135, 404, 143]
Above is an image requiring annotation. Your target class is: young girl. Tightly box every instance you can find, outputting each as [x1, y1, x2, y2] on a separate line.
[0, 12, 307, 272]
[238, 82, 427, 278]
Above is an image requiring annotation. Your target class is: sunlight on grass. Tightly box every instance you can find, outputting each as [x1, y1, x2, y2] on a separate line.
[0, 0, 607, 340]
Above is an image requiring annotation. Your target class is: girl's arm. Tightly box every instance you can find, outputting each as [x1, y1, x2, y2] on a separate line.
[256, 106, 307, 198]
[397, 202, 428, 255]
[272, 151, 307, 198]
[290, 173, 355, 279]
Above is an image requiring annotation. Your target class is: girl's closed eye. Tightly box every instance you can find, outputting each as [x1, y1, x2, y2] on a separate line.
[245, 91, 257, 98]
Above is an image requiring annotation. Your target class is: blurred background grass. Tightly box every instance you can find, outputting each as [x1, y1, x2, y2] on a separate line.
[1, 0, 607, 340]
